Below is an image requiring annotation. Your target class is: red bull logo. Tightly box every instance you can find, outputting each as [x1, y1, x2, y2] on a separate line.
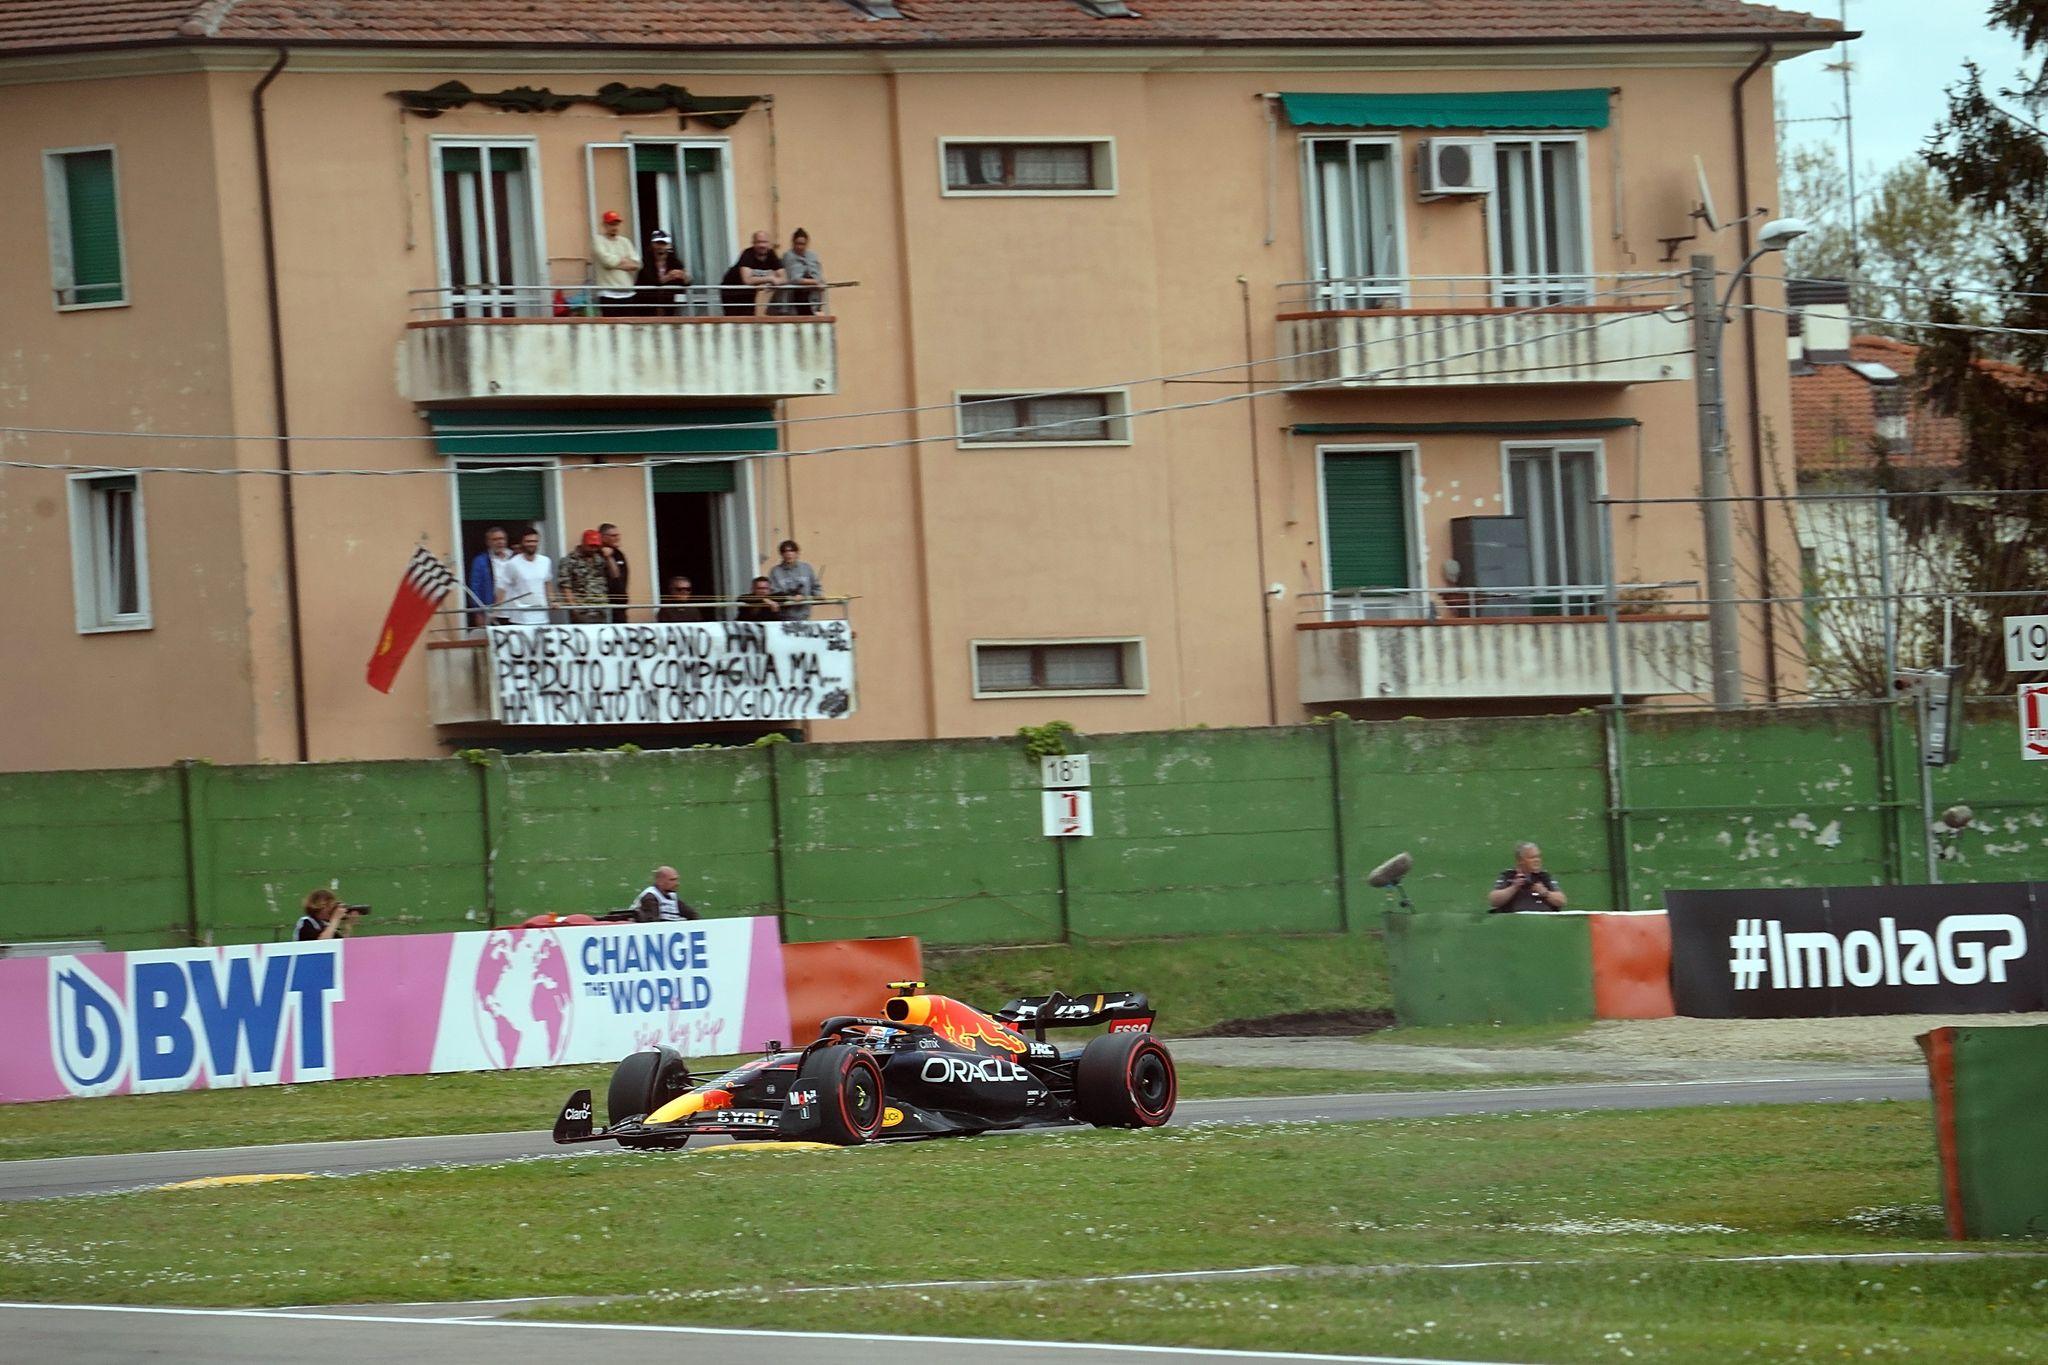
[886, 994, 1027, 1055]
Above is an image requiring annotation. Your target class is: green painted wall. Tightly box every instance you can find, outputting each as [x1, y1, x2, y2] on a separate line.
[1383, 912, 1596, 1026]
[1, 703, 2041, 950]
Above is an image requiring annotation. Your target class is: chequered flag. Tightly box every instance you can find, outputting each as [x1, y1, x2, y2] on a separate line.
[366, 547, 458, 693]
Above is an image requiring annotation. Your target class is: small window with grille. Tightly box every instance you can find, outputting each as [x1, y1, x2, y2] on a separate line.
[940, 139, 1115, 196]
[957, 391, 1130, 447]
[972, 640, 1146, 697]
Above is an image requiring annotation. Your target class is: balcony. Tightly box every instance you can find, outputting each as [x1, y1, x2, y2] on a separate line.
[1274, 275, 1692, 390]
[1297, 586, 1709, 703]
[425, 602, 857, 732]
[398, 286, 838, 405]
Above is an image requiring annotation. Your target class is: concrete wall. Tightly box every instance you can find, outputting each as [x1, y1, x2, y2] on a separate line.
[5, 702, 2041, 951]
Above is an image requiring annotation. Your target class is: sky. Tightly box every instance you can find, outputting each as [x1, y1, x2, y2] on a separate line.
[1773, 0, 2031, 174]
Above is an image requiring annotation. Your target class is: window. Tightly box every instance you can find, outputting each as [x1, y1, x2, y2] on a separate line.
[957, 391, 1129, 446]
[972, 640, 1146, 697]
[1505, 444, 1602, 608]
[620, 141, 733, 315]
[940, 139, 1115, 195]
[1491, 137, 1589, 304]
[1319, 448, 1423, 618]
[44, 147, 126, 309]
[1302, 139, 1404, 309]
[433, 142, 543, 317]
[69, 474, 149, 631]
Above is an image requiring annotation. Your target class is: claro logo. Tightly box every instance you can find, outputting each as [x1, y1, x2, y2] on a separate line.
[1726, 914, 2028, 992]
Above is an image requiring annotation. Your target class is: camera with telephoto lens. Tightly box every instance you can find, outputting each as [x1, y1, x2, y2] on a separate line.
[343, 903, 372, 915]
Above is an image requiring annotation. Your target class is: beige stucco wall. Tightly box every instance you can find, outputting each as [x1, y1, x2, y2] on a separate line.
[0, 42, 1814, 770]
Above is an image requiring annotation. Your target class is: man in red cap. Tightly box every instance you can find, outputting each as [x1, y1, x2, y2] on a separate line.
[558, 529, 613, 622]
[592, 210, 640, 317]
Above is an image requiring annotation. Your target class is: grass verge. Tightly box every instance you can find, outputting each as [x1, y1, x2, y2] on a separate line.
[8, 1102, 2043, 1360]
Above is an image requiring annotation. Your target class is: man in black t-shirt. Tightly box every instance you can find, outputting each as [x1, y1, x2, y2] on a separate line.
[1487, 842, 1566, 913]
[720, 231, 785, 316]
[294, 890, 365, 940]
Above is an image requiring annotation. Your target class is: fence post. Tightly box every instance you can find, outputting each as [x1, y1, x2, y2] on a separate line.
[765, 741, 788, 938]
[1601, 707, 1635, 912]
[476, 752, 509, 926]
[1872, 701, 1905, 886]
[176, 759, 213, 945]
[1054, 835, 1072, 943]
[1326, 716, 1352, 932]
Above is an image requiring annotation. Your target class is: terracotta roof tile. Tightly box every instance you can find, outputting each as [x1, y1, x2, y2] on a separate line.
[1792, 334, 2002, 478]
[2, 1, 1842, 56]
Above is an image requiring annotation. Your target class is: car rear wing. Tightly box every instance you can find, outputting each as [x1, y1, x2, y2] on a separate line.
[994, 990, 1155, 1039]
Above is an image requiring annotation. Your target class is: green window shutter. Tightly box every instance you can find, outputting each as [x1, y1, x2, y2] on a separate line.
[1280, 89, 1610, 131]
[457, 468, 546, 521]
[488, 147, 523, 173]
[441, 147, 481, 174]
[1322, 454, 1410, 590]
[683, 147, 719, 175]
[63, 151, 123, 306]
[633, 145, 675, 173]
[650, 461, 736, 494]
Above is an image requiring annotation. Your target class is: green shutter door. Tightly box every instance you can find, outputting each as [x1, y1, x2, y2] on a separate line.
[1322, 453, 1411, 591]
[634, 145, 675, 173]
[650, 461, 737, 494]
[63, 151, 123, 306]
[456, 468, 546, 522]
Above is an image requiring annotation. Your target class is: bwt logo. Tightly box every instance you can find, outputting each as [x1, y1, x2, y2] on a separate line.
[50, 947, 344, 1098]
[1726, 914, 2028, 992]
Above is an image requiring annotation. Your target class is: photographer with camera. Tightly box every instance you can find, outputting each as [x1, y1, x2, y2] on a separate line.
[295, 889, 370, 941]
[1487, 841, 1565, 913]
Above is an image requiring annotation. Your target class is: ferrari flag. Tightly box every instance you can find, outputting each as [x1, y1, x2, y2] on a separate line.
[366, 546, 457, 693]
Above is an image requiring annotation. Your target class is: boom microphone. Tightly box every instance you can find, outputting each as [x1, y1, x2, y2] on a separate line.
[1366, 852, 1413, 888]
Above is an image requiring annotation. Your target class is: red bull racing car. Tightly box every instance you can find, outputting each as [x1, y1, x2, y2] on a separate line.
[552, 982, 1176, 1147]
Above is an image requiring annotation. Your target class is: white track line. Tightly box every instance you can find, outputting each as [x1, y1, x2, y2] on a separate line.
[0, 1304, 1499, 1364]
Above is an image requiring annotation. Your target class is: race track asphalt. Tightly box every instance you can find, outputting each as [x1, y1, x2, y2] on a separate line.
[0, 1071, 1927, 1203]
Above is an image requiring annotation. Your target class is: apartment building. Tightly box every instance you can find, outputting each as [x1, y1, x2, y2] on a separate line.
[0, 1, 1839, 771]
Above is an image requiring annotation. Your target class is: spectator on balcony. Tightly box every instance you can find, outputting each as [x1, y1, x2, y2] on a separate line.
[766, 539, 822, 620]
[466, 525, 509, 628]
[1487, 842, 1566, 913]
[592, 209, 641, 318]
[657, 574, 713, 622]
[598, 522, 631, 622]
[775, 227, 824, 316]
[720, 231, 785, 317]
[635, 229, 691, 316]
[494, 528, 555, 626]
[559, 530, 613, 623]
[738, 576, 783, 623]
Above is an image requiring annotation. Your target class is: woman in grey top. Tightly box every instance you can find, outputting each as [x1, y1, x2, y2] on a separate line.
[778, 227, 824, 315]
[766, 539, 822, 619]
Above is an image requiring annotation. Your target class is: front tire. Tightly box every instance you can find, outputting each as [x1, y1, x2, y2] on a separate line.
[606, 1046, 692, 1126]
[1076, 1033, 1176, 1128]
[795, 1044, 886, 1145]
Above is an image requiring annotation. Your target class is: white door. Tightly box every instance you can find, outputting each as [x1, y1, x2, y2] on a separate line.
[435, 143, 542, 317]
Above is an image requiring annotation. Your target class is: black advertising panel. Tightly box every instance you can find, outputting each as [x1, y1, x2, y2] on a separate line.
[1667, 883, 2046, 1019]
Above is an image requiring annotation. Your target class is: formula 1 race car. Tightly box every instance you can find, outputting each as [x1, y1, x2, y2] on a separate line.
[551, 983, 1176, 1147]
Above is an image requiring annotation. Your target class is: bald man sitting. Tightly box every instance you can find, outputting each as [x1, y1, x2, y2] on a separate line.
[631, 865, 700, 922]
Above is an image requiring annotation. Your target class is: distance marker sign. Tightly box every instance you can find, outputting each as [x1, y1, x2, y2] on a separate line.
[2004, 615, 2048, 673]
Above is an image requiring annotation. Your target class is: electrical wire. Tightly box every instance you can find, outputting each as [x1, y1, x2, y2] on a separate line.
[0, 309, 1687, 479]
[0, 278, 1682, 452]
[1733, 297, 2048, 341]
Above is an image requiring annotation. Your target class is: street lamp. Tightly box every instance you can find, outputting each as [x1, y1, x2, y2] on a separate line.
[1691, 217, 1807, 706]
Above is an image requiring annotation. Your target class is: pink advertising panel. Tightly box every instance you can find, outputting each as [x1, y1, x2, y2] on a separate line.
[1, 918, 791, 1105]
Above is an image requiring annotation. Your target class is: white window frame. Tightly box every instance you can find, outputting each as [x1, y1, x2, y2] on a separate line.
[1313, 443, 1429, 619]
[44, 144, 129, 313]
[969, 638, 1148, 699]
[68, 472, 151, 632]
[1485, 133, 1594, 306]
[937, 137, 1118, 198]
[1297, 134, 1408, 310]
[1499, 439, 1608, 602]
[448, 455, 567, 574]
[591, 137, 741, 312]
[953, 388, 1133, 449]
[426, 137, 549, 317]
[640, 455, 760, 603]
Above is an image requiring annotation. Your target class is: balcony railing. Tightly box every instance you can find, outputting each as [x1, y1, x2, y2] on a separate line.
[1274, 273, 1692, 389]
[398, 284, 840, 405]
[1296, 583, 1709, 703]
[427, 598, 856, 730]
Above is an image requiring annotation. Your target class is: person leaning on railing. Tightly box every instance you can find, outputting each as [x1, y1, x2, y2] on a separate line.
[635, 229, 690, 317]
[775, 227, 824, 316]
[591, 209, 641, 317]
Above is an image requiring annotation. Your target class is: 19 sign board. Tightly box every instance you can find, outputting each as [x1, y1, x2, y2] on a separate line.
[2005, 615, 2048, 673]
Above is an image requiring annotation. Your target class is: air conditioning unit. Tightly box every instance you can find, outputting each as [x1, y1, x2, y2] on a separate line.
[1417, 138, 1494, 197]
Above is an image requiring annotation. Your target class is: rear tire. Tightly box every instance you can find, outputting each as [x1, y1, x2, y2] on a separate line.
[1076, 1033, 1176, 1128]
[606, 1046, 692, 1126]
[795, 1044, 886, 1145]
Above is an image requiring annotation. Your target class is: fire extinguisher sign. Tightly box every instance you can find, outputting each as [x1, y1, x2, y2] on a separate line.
[2020, 683, 2048, 761]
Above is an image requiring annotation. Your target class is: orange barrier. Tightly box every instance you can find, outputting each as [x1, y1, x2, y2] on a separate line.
[1588, 912, 1675, 1019]
[781, 936, 924, 1042]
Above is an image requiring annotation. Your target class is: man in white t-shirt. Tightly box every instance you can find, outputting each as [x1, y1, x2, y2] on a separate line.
[494, 528, 555, 625]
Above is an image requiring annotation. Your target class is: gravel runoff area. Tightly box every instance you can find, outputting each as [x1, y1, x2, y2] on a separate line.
[1170, 1013, 2047, 1081]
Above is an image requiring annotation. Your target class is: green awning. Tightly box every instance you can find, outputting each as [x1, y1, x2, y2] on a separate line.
[1279, 89, 1610, 131]
[650, 461, 737, 494]
[428, 407, 777, 458]
[1293, 418, 1639, 437]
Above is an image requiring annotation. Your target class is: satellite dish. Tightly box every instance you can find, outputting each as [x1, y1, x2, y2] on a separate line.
[1694, 155, 1723, 231]
[1366, 852, 1413, 888]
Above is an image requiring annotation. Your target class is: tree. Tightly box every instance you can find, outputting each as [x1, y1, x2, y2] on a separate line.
[1780, 143, 2003, 336]
[1907, 0, 2048, 689]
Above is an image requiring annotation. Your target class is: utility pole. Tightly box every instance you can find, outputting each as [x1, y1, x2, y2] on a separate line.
[1691, 253, 1744, 706]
